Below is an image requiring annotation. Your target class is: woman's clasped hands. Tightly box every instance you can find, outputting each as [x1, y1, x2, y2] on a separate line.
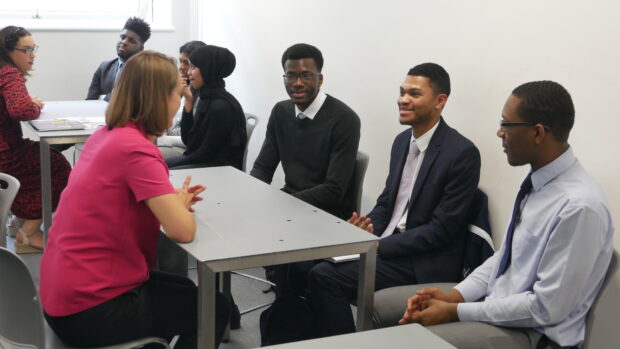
[175, 175, 206, 212]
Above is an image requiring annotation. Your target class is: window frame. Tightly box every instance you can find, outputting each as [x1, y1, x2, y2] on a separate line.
[0, 0, 173, 31]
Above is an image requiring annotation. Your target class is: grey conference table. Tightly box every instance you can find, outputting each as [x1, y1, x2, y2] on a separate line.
[261, 323, 456, 349]
[168, 167, 379, 349]
[21, 100, 107, 241]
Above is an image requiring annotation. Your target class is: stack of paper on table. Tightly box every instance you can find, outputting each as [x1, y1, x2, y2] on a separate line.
[29, 119, 86, 131]
[326, 254, 360, 263]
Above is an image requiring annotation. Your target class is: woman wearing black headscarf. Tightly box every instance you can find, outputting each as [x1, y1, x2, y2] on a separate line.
[165, 45, 247, 170]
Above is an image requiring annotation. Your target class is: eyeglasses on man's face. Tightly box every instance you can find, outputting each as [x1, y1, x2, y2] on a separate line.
[14, 45, 39, 55]
[283, 72, 321, 83]
[499, 120, 551, 132]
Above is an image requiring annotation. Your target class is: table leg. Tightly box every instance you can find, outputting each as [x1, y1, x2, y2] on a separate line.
[40, 139, 52, 244]
[222, 272, 231, 341]
[198, 262, 217, 349]
[356, 243, 377, 331]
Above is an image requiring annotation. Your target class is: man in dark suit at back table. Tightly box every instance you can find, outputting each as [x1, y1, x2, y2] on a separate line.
[86, 17, 151, 101]
[250, 43, 361, 220]
[307, 62, 481, 337]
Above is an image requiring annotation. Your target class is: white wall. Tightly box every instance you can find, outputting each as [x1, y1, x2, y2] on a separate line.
[17, 0, 191, 100]
[201, 0, 620, 249]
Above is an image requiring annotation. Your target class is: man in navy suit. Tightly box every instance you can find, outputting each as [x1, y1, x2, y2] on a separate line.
[86, 17, 151, 101]
[307, 63, 481, 337]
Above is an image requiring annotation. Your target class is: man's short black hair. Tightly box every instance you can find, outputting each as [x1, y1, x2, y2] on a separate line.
[179, 40, 206, 55]
[408, 63, 451, 96]
[281, 43, 323, 71]
[124, 17, 151, 43]
[512, 81, 574, 143]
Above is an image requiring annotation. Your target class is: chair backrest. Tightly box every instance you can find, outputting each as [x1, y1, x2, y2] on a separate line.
[245, 113, 258, 140]
[583, 249, 620, 349]
[461, 188, 494, 280]
[351, 151, 369, 214]
[0, 173, 20, 248]
[243, 113, 260, 172]
[0, 246, 45, 349]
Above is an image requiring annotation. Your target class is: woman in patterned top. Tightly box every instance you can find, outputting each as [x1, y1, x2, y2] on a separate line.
[0, 26, 71, 250]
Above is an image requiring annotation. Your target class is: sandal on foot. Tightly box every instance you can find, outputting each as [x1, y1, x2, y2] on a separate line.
[15, 229, 44, 252]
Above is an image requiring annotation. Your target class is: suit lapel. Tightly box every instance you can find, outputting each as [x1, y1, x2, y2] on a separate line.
[388, 131, 412, 211]
[408, 118, 447, 207]
[105, 59, 118, 93]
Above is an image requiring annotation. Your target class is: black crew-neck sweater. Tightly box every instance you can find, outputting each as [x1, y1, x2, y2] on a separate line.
[251, 94, 360, 219]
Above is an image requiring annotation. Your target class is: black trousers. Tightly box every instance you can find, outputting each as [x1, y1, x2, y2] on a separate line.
[45, 271, 230, 349]
[307, 255, 417, 337]
[165, 155, 209, 169]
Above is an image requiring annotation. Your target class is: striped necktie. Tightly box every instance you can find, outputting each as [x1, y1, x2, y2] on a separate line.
[496, 173, 533, 277]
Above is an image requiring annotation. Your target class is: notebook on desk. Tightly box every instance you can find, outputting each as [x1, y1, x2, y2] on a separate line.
[29, 119, 87, 132]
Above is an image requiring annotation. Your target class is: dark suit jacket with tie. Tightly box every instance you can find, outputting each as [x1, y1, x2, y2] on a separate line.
[368, 117, 481, 283]
[86, 58, 119, 100]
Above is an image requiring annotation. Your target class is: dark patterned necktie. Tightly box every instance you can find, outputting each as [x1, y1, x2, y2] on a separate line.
[496, 173, 533, 278]
[115, 62, 124, 82]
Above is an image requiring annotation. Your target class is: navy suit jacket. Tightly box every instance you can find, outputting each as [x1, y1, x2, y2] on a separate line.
[368, 118, 481, 283]
[86, 58, 119, 100]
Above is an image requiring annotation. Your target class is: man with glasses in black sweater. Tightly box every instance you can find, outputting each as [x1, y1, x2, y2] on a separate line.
[251, 43, 361, 297]
[251, 43, 361, 221]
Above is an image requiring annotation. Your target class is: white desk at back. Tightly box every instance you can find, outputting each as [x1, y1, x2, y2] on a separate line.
[22, 100, 107, 241]
[168, 167, 378, 349]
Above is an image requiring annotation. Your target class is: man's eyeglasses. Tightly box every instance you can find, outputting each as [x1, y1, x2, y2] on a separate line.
[499, 120, 551, 132]
[14, 45, 39, 55]
[283, 72, 320, 83]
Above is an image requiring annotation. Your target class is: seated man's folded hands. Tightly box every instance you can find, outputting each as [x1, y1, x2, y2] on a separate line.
[399, 288, 464, 326]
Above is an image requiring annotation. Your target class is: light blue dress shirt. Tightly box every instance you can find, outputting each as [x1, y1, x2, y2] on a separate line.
[455, 147, 614, 347]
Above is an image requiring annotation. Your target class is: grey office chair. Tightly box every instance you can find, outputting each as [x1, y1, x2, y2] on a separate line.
[242, 113, 259, 172]
[351, 151, 369, 214]
[0, 173, 20, 248]
[0, 246, 171, 349]
[583, 249, 620, 348]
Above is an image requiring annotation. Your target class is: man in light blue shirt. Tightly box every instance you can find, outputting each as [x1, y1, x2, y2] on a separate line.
[397, 81, 614, 348]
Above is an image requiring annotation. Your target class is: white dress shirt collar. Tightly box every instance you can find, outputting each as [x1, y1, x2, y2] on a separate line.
[411, 118, 440, 153]
[530, 146, 575, 192]
[295, 91, 327, 120]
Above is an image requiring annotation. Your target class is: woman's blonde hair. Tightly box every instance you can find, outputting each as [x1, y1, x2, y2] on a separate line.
[106, 50, 178, 136]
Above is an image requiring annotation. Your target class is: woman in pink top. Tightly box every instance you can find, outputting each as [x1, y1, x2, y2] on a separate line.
[40, 51, 229, 349]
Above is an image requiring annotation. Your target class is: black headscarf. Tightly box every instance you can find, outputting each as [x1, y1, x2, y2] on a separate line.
[189, 45, 247, 148]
